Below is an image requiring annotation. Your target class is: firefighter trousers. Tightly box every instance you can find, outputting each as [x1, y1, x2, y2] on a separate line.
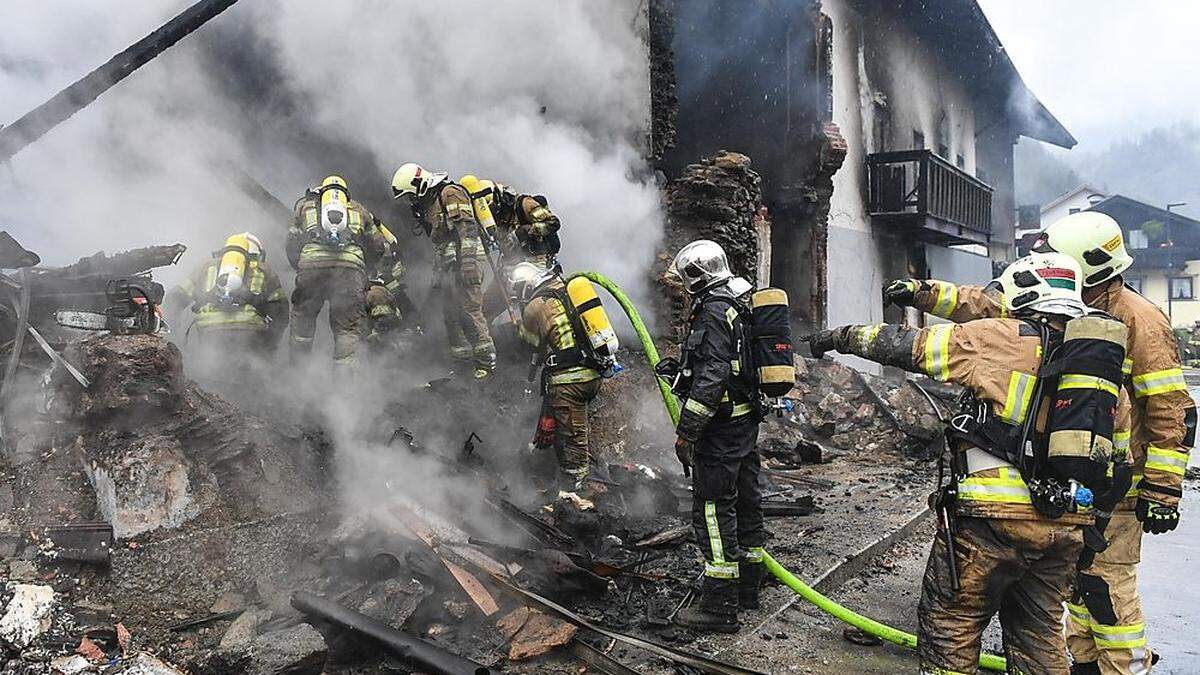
[1066, 513, 1152, 675]
[545, 379, 601, 478]
[442, 268, 495, 370]
[917, 515, 1083, 675]
[916, 511, 1089, 667]
[289, 266, 365, 367]
[690, 416, 764, 580]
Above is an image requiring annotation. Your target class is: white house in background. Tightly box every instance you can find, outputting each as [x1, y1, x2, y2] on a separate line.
[1034, 183, 1110, 236]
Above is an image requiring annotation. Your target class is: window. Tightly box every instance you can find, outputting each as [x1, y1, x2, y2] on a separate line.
[956, 154, 965, 169]
[1068, 208, 1081, 215]
[1126, 277, 1144, 294]
[913, 130, 925, 150]
[1170, 277, 1194, 300]
[1128, 229, 1149, 249]
[938, 143, 949, 159]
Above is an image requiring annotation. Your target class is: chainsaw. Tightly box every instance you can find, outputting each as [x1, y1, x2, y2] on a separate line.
[55, 279, 166, 335]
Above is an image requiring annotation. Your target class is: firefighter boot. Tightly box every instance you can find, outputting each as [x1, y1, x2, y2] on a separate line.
[676, 578, 740, 634]
[738, 561, 765, 610]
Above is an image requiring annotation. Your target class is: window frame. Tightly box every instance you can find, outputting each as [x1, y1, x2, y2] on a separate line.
[1170, 276, 1194, 300]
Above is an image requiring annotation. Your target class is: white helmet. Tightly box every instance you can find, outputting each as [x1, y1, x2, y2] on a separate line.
[1032, 211, 1132, 287]
[508, 261, 558, 303]
[391, 163, 448, 200]
[668, 240, 733, 294]
[992, 252, 1087, 318]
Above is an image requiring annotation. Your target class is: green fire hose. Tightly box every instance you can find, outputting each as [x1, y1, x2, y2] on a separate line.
[569, 271, 1007, 673]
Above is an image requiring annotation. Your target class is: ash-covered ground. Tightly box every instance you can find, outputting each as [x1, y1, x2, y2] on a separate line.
[0, 319, 949, 673]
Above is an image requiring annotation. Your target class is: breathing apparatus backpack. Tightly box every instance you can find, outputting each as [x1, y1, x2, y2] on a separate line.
[681, 286, 796, 412]
[533, 277, 620, 378]
[949, 311, 1129, 518]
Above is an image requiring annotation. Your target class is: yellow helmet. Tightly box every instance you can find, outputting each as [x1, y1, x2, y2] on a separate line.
[1033, 211, 1133, 287]
[391, 163, 447, 200]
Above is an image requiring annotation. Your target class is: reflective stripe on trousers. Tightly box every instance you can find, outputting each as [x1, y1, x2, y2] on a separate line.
[703, 501, 739, 579]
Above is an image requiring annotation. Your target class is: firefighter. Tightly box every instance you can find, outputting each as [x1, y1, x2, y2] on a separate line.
[462, 176, 561, 270]
[392, 163, 496, 378]
[509, 262, 602, 488]
[812, 253, 1132, 674]
[171, 231, 288, 364]
[287, 175, 383, 369]
[666, 240, 765, 634]
[459, 175, 562, 323]
[884, 211, 1195, 675]
[364, 220, 407, 350]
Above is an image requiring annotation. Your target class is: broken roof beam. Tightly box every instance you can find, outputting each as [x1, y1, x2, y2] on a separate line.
[0, 0, 241, 163]
[291, 591, 498, 675]
[34, 244, 186, 281]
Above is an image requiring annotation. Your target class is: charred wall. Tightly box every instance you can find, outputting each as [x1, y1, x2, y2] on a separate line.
[651, 0, 844, 327]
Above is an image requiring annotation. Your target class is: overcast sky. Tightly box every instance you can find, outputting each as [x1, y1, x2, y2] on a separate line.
[978, 0, 1200, 154]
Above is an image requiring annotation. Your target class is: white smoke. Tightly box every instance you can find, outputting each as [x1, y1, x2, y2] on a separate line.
[0, 1, 665, 528]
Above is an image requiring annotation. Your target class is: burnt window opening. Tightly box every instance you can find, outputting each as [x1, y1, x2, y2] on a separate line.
[956, 154, 965, 169]
[873, 106, 892, 152]
[938, 143, 949, 159]
[913, 130, 925, 150]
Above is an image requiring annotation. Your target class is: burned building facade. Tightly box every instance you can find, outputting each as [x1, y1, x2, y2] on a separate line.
[648, 0, 1074, 358]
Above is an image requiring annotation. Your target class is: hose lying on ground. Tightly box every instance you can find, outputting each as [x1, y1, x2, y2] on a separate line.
[571, 270, 1007, 673]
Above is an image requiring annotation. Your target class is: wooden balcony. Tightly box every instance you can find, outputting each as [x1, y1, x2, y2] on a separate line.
[867, 150, 994, 246]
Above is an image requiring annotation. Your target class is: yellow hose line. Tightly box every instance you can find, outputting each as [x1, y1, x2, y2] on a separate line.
[572, 270, 1007, 673]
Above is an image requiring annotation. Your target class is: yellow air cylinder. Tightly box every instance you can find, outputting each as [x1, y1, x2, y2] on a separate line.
[460, 175, 497, 234]
[215, 233, 252, 296]
[566, 276, 619, 359]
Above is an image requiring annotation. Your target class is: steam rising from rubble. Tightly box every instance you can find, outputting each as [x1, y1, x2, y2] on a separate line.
[1, 1, 663, 531]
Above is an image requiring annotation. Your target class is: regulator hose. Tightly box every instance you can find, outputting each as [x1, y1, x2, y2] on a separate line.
[570, 271, 1007, 673]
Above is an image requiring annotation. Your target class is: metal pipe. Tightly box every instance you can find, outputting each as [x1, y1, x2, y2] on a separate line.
[290, 591, 496, 675]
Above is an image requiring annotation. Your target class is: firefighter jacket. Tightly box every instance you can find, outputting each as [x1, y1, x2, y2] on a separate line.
[365, 224, 406, 296]
[288, 195, 381, 272]
[498, 195, 561, 264]
[418, 183, 486, 280]
[676, 281, 757, 442]
[175, 258, 287, 333]
[519, 278, 600, 387]
[912, 279, 1196, 509]
[830, 318, 1114, 524]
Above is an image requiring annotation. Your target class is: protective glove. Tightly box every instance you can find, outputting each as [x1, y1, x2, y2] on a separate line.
[882, 279, 924, 307]
[675, 437, 695, 477]
[1136, 497, 1180, 534]
[804, 329, 839, 359]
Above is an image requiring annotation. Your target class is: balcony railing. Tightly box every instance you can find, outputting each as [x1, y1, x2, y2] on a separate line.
[867, 150, 994, 245]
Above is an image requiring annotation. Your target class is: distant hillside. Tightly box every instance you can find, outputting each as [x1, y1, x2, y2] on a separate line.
[1016, 124, 1200, 220]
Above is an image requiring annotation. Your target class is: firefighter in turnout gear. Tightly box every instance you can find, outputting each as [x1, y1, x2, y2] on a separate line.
[392, 163, 496, 378]
[886, 212, 1195, 675]
[364, 221, 407, 349]
[287, 175, 382, 368]
[469, 177, 562, 270]
[666, 240, 766, 634]
[170, 232, 288, 361]
[509, 263, 602, 488]
[815, 252, 1133, 674]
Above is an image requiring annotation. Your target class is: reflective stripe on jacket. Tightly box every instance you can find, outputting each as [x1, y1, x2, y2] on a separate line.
[290, 197, 375, 270]
[834, 319, 1092, 523]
